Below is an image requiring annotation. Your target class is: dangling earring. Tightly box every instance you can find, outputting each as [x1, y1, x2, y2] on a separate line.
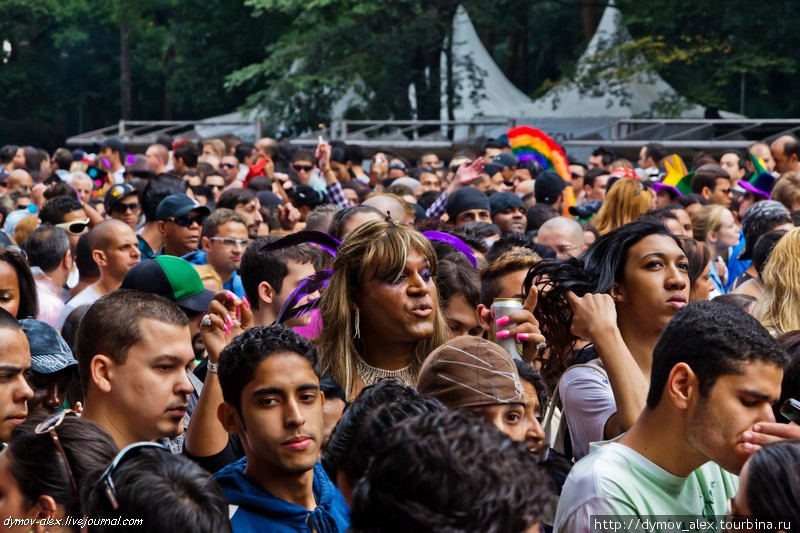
[354, 307, 361, 339]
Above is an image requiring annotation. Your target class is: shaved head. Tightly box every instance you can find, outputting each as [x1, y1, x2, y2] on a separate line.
[363, 194, 408, 224]
[89, 219, 133, 253]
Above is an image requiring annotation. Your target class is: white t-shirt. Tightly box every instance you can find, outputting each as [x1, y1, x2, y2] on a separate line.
[554, 442, 738, 532]
[55, 285, 102, 332]
[560, 363, 617, 460]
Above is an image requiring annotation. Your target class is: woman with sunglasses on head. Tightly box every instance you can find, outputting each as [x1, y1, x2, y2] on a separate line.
[0, 413, 118, 533]
[528, 219, 689, 461]
[0, 247, 38, 319]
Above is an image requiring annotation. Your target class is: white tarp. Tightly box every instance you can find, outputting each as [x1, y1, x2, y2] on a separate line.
[444, 3, 741, 120]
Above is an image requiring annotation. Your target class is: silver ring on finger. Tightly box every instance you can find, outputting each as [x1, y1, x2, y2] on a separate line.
[201, 314, 212, 327]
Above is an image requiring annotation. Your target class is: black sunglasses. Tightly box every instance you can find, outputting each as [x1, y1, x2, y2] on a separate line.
[207, 184, 224, 190]
[167, 213, 204, 227]
[219, 163, 236, 169]
[111, 202, 140, 214]
[100, 442, 170, 510]
[293, 164, 314, 172]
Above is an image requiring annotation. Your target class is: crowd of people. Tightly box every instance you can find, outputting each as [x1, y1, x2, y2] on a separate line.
[0, 132, 798, 532]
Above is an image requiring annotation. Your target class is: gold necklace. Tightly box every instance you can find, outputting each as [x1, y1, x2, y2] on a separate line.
[355, 355, 415, 387]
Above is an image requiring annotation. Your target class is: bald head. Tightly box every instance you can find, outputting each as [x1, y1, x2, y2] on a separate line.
[362, 194, 408, 224]
[145, 144, 169, 173]
[771, 135, 800, 174]
[749, 142, 775, 173]
[89, 219, 133, 253]
[256, 137, 278, 158]
[537, 216, 585, 259]
[7, 169, 33, 192]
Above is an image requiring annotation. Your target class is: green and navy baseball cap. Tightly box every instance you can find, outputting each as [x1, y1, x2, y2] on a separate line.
[120, 256, 215, 313]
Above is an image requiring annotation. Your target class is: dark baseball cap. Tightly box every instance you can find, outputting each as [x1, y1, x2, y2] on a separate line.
[489, 191, 525, 216]
[492, 153, 518, 169]
[288, 185, 325, 208]
[120, 256, 215, 313]
[155, 193, 211, 221]
[534, 171, 566, 205]
[104, 183, 138, 212]
[19, 318, 78, 374]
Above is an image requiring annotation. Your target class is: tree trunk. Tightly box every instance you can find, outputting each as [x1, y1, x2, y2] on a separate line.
[580, 0, 597, 43]
[162, 41, 175, 119]
[120, 2, 132, 120]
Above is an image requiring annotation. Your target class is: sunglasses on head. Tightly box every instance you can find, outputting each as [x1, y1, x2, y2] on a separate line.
[100, 442, 170, 510]
[167, 213, 204, 227]
[35, 410, 81, 495]
[55, 218, 90, 235]
[111, 202, 139, 214]
[293, 164, 314, 172]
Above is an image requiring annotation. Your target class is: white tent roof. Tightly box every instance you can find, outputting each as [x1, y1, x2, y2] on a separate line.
[445, 4, 740, 120]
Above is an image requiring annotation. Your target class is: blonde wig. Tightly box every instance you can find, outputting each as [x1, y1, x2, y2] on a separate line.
[690, 204, 726, 244]
[758, 228, 800, 336]
[591, 179, 654, 235]
[316, 219, 449, 397]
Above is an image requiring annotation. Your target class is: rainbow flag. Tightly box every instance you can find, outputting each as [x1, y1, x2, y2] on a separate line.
[507, 126, 570, 180]
[508, 126, 574, 215]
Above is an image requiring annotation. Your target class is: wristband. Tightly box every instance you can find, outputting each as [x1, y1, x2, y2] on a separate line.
[207, 361, 219, 374]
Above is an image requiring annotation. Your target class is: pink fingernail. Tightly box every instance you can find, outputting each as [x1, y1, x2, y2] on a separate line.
[516, 333, 530, 341]
[495, 330, 510, 339]
[223, 325, 231, 335]
[226, 292, 236, 300]
[753, 424, 762, 432]
[243, 296, 250, 310]
[225, 315, 234, 327]
[496, 316, 510, 327]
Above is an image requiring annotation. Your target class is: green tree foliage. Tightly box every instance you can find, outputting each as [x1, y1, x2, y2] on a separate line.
[0, 0, 798, 148]
[0, 0, 283, 148]
[613, 0, 797, 116]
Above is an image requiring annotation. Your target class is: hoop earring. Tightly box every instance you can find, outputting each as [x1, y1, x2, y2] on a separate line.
[354, 307, 361, 339]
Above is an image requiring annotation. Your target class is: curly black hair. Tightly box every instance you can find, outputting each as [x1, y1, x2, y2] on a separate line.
[218, 325, 319, 414]
[350, 410, 553, 533]
[323, 379, 444, 486]
[647, 301, 788, 408]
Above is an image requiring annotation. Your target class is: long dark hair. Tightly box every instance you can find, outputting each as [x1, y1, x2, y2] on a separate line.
[524, 219, 681, 384]
[0, 248, 38, 319]
[8, 414, 118, 520]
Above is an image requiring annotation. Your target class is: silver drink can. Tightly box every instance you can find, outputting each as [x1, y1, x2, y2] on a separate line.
[491, 298, 524, 360]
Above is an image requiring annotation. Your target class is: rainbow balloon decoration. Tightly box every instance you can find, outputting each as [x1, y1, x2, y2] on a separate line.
[508, 126, 570, 181]
[508, 126, 575, 215]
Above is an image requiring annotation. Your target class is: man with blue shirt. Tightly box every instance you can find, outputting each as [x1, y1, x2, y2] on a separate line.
[215, 325, 349, 532]
[184, 208, 247, 298]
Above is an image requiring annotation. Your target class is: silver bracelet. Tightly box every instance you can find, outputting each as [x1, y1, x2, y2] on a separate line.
[207, 361, 219, 374]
